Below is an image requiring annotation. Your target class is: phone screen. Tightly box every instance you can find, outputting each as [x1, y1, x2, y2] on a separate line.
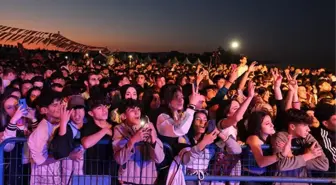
[206, 120, 217, 134]
[19, 99, 27, 109]
[19, 99, 28, 116]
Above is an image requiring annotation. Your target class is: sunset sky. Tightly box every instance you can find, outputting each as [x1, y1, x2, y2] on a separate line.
[0, 0, 334, 67]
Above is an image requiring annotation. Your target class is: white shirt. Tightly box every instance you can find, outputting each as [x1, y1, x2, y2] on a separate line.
[237, 65, 248, 77]
[28, 119, 62, 185]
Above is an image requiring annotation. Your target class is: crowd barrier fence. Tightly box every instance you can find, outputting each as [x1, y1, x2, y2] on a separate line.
[0, 138, 334, 185]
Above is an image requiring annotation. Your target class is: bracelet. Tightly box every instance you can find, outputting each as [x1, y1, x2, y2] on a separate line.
[292, 101, 300, 103]
[227, 80, 234, 84]
[187, 104, 196, 110]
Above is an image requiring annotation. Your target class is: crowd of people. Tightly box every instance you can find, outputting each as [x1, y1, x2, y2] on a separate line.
[0, 50, 335, 185]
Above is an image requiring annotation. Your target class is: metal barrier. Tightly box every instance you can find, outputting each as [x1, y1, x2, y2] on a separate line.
[0, 138, 334, 185]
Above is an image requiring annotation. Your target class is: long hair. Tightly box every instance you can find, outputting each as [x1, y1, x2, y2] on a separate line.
[0, 95, 18, 131]
[142, 89, 156, 115]
[119, 84, 137, 100]
[159, 84, 183, 118]
[215, 99, 234, 123]
[247, 111, 272, 141]
[26, 87, 42, 108]
[187, 110, 209, 146]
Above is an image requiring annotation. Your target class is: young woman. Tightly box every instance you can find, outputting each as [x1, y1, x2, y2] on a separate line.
[0, 95, 37, 185]
[119, 84, 138, 100]
[243, 111, 291, 185]
[213, 81, 255, 185]
[142, 89, 161, 123]
[156, 84, 203, 155]
[156, 84, 203, 183]
[166, 110, 241, 185]
[26, 87, 42, 108]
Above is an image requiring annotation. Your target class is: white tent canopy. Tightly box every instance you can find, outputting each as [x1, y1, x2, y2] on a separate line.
[182, 57, 192, 65]
[165, 59, 172, 67]
[171, 57, 179, 64]
[194, 58, 204, 65]
[144, 55, 152, 63]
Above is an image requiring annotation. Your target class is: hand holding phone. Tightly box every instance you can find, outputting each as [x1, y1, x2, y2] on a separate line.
[19, 99, 27, 109]
[206, 120, 217, 134]
[10, 105, 28, 124]
[19, 99, 28, 116]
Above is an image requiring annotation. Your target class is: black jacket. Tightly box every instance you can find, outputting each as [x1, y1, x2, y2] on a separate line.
[50, 123, 81, 160]
[311, 126, 336, 177]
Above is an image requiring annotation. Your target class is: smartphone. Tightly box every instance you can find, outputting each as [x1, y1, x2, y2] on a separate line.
[19, 99, 28, 116]
[140, 116, 149, 129]
[206, 120, 217, 134]
[133, 116, 149, 132]
[19, 98, 27, 109]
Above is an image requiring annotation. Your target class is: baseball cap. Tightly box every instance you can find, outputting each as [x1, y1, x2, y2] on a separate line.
[68, 95, 85, 110]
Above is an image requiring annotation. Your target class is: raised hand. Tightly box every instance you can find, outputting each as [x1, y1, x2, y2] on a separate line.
[189, 83, 203, 106]
[60, 105, 73, 126]
[286, 72, 298, 92]
[248, 61, 258, 72]
[247, 81, 256, 98]
[196, 70, 206, 85]
[228, 67, 239, 83]
[271, 68, 283, 89]
[10, 105, 28, 124]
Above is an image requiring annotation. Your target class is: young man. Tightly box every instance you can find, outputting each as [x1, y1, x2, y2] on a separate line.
[136, 73, 148, 89]
[2, 67, 17, 89]
[80, 97, 113, 175]
[82, 72, 100, 100]
[50, 72, 66, 86]
[117, 75, 131, 88]
[50, 95, 86, 184]
[31, 76, 45, 89]
[212, 75, 225, 89]
[311, 102, 336, 179]
[155, 75, 166, 90]
[27, 90, 63, 185]
[271, 109, 329, 185]
[113, 99, 165, 185]
[237, 55, 248, 77]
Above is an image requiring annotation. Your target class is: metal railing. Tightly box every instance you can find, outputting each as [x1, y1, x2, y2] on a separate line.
[0, 137, 334, 185]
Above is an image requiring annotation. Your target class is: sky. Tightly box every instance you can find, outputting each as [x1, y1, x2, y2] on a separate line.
[0, 0, 335, 67]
